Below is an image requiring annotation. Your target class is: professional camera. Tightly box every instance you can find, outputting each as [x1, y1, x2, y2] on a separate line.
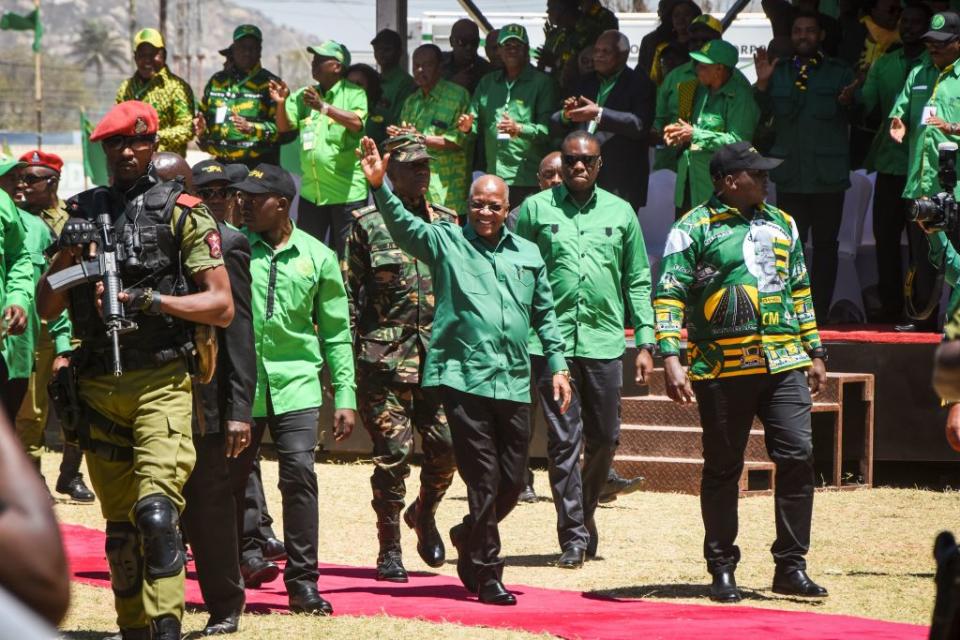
[909, 142, 959, 231]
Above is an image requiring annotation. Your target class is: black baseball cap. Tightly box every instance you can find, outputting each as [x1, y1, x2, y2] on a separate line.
[225, 163, 249, 184]
[924, 11, 960, 42]
[232, 163, 297, 199]
[709, 141, 782, 178]
[192, 159, 231, 187]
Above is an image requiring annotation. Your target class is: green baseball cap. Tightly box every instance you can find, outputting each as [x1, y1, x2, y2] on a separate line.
[498, 24, 529, 46]
[306, 40, 351, 67]
[233, 24, 262, 42]
[382, 134, 432, 163]
[0, 155, 25, 178]
[689, 39, 738, 68]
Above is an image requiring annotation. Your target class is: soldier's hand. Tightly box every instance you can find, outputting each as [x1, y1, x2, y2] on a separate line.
[553, 373, 572, 414]
[194, 113, 206, 137]
[807, 357, 827, 396]
[333, 409, 355, 441]
[51, 355, 70, 375]
[635, 348, 655, 385]
[224, 420, 252, 458]
[356, 136, 389, 189]
[456, 113, 475, 133]
[663, 355, 694, 403]
[890, 116, 907, 144]
[268, 79, 290, 104]
[1, 305, 27, 336]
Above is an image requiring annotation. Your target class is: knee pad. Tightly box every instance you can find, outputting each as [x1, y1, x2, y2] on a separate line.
[105, 521, 142, 598]
[134, 496, 185, 580]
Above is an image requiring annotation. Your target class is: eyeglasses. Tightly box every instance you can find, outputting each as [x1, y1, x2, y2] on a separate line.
[101, 134, 156, 152]
[562, 154, 600, 168]
[469, 201, 504, 213]
[17, 174, 56, 185]
[198, 187, 230, 199]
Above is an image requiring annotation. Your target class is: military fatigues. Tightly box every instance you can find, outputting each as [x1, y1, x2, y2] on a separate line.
[63, 178, 223, 630]
[344, 199, 457, 557]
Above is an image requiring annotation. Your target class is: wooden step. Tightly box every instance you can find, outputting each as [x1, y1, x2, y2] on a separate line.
[618, 424, 771, 461]
[621, 395, 841, 426]
[613, 455, 775, 496]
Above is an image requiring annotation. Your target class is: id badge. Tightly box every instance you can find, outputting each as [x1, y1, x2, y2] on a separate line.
[302, 130, 316, 151]
[921, 105, 937, 126]
[215, 105, 228, 124]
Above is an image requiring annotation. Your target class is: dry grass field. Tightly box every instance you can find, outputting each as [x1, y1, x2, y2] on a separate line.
[50, 454, 953, 638]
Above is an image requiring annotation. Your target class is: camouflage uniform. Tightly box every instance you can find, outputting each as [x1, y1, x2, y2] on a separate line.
[344, 187, 457, 560]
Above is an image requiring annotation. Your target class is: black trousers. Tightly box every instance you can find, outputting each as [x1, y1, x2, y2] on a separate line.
[240, 457, 278, 556]
[0, 359, 28, 425]
[296, 198, 366, 258]
[182, 432, 244, 617]
[234, 406, 321, 590]
[692, 369, 815, 574]
[439, 386, 530, 585]
[777, 191, 845, 323]
[532, 356, 622, 551]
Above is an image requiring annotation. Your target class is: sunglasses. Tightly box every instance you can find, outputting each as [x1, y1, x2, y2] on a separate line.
[198, 187, 231, 199]
[101, 134, 156, 152]
[562, 154, 600, 168]
[17, 174, 56, 185]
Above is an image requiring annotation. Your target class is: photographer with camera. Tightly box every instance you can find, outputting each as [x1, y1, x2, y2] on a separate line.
[889, 12, 960, 330]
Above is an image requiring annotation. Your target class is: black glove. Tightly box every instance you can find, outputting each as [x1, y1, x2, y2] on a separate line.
[124, 287, 161, 315]
[59, 218, 97, 249]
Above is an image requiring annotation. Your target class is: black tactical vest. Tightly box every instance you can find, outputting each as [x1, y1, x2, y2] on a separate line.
[66, 176, 193, 355]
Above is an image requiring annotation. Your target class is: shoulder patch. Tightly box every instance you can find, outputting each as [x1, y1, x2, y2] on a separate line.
[176, 193, 202, 208]
[204, 230, 223, 259]
[352, 204, 379, 220]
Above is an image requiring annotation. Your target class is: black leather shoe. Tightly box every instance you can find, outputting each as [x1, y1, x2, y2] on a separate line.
[557, 546, 586, 569]
[55, 473, 95, 503]
[262, 537, 287, 562]
[585, 518, 599, 559]
[240, 557, 280, 588]
[288, 585, 333, 615]
[477, 579, 517, 605]
[202, 610, 241, 635]
[599, 472, 645, 504]
[403, 501, 446, 568]
[450, 523, 477, 592]
[150, 615, 181, 640]
[710, 568, 741, 603]
[376, 549, 409, 582]
[772, 568, 828, 597]
[517, 484, 538, 503]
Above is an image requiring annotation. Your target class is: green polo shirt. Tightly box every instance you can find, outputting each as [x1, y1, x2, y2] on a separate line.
[399, 78, 472, 215]
[244, 223, 356, 416]
[372, 184, 567, 402]
[676, 71, 759, 208]
[861, 49, 929, 175]
[0, 192, 32, 319]
[890, 58, 960, 199]
[468, 65, 558, 187]
[380, 66, 417, 130]
[285, 79, 368, 206]
[514, 184, 655, 359]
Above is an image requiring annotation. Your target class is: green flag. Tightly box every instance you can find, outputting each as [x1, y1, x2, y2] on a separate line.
[0, 138, 11, 158]
[0, 9, 43, 53]
[80, 111, 109, 186]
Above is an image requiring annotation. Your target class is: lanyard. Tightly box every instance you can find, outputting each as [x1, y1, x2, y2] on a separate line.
[931, 63, 955, 102]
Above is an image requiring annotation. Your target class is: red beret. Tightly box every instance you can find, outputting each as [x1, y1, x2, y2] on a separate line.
[90, 100, 159, 142]
[19, 149, 63, 174]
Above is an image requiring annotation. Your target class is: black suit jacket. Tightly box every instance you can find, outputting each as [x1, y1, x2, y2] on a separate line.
[553, 67, 655, 210]
[193, 222, 256, 435]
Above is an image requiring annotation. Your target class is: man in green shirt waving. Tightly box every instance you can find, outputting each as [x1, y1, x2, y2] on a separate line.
[272, 40, 368, 258]
[515, 131, 655, 568]
[358, 135, 572, 605]
[234, 164, 356, 616]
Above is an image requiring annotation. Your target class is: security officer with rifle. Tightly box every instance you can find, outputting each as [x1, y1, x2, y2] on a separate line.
[36, 100, 235, 640]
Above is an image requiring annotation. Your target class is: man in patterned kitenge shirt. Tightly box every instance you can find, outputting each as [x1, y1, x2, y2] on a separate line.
[389, 44, 471, 215]
[196, 25, 283, 167]
[116, 28, 195, 157]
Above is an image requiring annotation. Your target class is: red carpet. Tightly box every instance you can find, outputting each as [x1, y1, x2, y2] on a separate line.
[63, 524, 927, 639]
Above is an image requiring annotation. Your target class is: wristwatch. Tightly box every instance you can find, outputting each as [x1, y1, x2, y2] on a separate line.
[594, 107, 603, 125]
[807, 346, 828, 362]
[638, 343, 656, 356]
[555, 369, 571, 379]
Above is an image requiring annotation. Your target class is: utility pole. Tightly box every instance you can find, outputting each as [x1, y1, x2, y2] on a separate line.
[129, 0, 136, 46]
[34, 0, 41, 148]
[159, 0, 167, 40]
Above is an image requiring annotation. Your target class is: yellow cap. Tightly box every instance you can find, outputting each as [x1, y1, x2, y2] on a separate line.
[134, 28, 165, 50]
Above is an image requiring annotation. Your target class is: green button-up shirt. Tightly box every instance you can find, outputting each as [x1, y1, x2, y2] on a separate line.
[0, 191, 32, 319]
[244, 224, 356, 416]
[286, 79, 368, 206]
[379, 66, 417, 130]
[676, 72, 759, 208]
[890, 58, 960, 199]
[755, 56, 855, 194]
[468, 65, 558, 187]
[514, 184, 655, 359]
[860, 48, 928, 175]
[372, 184, 567, 402]
[654, 196, 822, 380]
[399, 78, 472, 215]
[117, 66, 196, 157]
[198, 64, 281, 165]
